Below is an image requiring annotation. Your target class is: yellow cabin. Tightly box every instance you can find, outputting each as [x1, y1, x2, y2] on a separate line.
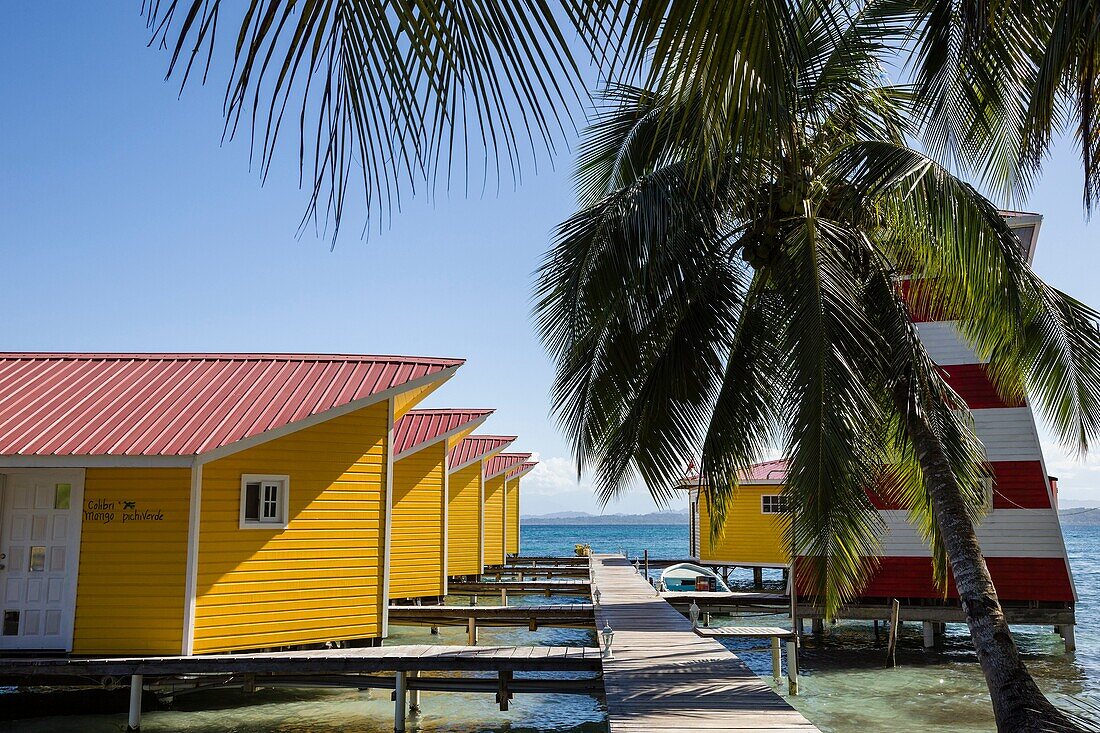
[0, 352, 460, 656]
[481, 452, 530, 566]
[445, 435, 516, 577]
[684, 460, 790, 568]
[388, 409, 491, 601]
[504, 461, 536, 557]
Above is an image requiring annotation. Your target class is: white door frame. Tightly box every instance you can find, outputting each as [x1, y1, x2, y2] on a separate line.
[0, 468, 85, 651]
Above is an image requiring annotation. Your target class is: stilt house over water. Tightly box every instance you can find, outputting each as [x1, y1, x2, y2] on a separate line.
[505, 461, 538, 557]
[482, 452, 531, 566]
[388, 409, 493, 602]
[685, 213, 1077, 643]
[446, 435, 516, 577]
[0, 352, 472, 655]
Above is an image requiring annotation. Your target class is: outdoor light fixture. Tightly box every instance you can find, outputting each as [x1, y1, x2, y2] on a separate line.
[601, 621, 615, 659]
[593, 586, 602, 606]
[689, 600, 701, 629]
[632, 560, 639, 574]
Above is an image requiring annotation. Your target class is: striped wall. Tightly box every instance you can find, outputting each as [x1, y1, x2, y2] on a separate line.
[505, 476, 520, 556]
[73, 468, 190, 654]
[447, 461, 482, 576]
[858, 220, 1075, 604]
[191, 401, 388, 653]
[483, 474, 505, 566]
[389, 441, 447, 600]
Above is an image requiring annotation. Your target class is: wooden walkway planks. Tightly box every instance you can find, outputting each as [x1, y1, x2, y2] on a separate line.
[0, 644, 603, 678]
[591, 554, 819, 732]
[389, 603, 594, 628]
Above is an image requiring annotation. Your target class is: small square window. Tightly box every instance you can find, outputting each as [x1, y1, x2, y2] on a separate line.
[761, 495, 788, 515]
[240, 475, 290, 529]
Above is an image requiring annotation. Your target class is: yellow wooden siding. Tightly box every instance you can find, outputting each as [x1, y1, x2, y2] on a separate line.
[192, 401, 388, 653]
[483, 474, 505, 566]
[73, 468, 191, 654]
[389, 442, 446, 599]
[446, 423, 480, 451]
[699, 486, 789, 565]
[393, 379, 447, 419]
[447, 461, 482, 576]
[505, 477, 520, 555]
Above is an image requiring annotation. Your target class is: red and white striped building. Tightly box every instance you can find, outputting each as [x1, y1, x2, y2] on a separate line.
[857, 213, 1076, 612]
[687, 213, 1077, 643]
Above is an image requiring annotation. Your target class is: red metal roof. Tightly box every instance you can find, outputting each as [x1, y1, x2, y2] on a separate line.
[448, 435, 516, 471]
[0, 353, 463, 457]
[392, 409, 493, 458]
[683, 459, 788, 485]
[507, 461, 538, 480]
[485, 452, 532, 479]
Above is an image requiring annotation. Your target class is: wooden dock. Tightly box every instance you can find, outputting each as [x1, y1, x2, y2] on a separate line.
[389, 603, 594, 630]
[447, 580, 591, 596]
[591, 554, 819, 732]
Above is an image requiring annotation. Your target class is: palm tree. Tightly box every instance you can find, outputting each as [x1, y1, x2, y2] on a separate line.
[536, 4, 1100, 731]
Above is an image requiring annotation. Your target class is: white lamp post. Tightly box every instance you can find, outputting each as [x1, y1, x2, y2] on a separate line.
[601, 621, 615, 659]
[689, 600, 701, 629]
[593, 586, 601, 607]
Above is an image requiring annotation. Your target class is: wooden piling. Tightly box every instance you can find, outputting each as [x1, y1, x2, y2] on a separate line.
[394, 671, 407, 732]
[409, 670, 421, 714]
[885, 599, 901, 667]
[771, 637, 782, 682]
[786, 640, 798, 696]
[127, 674, 143, 732]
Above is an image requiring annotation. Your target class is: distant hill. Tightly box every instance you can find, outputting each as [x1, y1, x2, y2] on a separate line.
[1059, 508, 1100, 525]
[522, 510, 689, 525]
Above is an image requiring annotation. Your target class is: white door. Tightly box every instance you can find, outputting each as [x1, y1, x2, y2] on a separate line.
[0, 470, 84, 650]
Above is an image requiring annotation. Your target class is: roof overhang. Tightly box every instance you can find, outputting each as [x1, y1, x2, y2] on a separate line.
[0, 363, 463, 469]
[447, 437, 516, 474]
[393, 411, 491, 462]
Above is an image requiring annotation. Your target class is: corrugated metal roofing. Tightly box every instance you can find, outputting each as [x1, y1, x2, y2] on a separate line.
[392, 409, 493, 458]
[485, 452, 532, 479]
[683, 459, 789, 485]
[507, 461, 538, 479]
[448, 435, 516, 471]
[0, 353, 463, 457]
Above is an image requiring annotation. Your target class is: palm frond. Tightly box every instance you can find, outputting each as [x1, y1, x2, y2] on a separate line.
[143, 0, 585, 240]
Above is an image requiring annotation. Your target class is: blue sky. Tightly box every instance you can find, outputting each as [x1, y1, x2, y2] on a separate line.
[2, 5, 1099, 513]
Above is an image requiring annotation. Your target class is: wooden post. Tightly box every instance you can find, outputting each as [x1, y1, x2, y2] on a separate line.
[873, 619, 880, 643]
[500, 588, 507, 606]
[471, 594, 477, 607]
[127, 674, 143, 732]
[811, 618, 824, 636]
[1064, 625, 1077, 652]
[394, 671, 408, 733]
[771, 636, 782, 682]
[753, 567, 763, 589]
[497, 671, 512, 711]
[409, 670, 421, 714]
[885, 599, 901, 667]
[467, 617, 478, 645]
[786, 640, 798, 695]
[922, 621, 934, 648]
[644, 549, 650, 583]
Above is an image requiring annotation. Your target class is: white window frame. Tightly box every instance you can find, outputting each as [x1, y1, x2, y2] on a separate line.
[761, 494, 788, 515]
[239, 474, 290, 529]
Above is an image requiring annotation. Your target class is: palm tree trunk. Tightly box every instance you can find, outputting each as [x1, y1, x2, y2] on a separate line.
[894, 384, 1080, 732]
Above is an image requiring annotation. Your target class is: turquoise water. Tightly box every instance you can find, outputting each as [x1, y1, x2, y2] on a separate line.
[4, 524, 1097, 731]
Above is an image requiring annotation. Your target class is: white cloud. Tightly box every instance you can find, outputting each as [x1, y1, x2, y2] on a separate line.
[518, 453, 687, 515]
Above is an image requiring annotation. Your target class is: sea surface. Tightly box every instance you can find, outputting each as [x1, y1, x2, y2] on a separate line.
[5, 524, 1098, 732]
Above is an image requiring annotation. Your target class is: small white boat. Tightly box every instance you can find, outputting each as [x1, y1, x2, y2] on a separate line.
[660, 562, 730, 592]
